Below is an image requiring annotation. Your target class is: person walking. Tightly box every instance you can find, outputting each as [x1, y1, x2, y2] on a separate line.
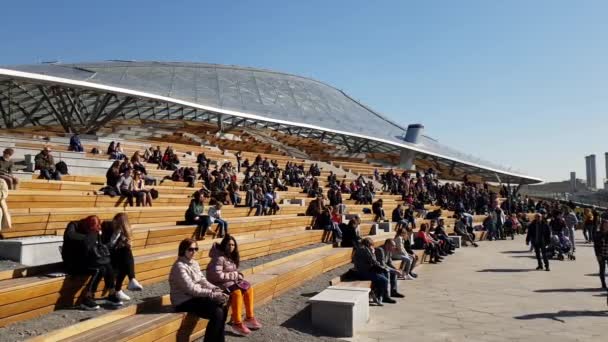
[526, 213, 552, 271]
[583, 208, 594, 243]
[593, 220, 608, 290]
[564, 208, 579, 252]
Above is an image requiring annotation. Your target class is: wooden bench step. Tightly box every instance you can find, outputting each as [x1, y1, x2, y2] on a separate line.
[28, 235, 392, 342]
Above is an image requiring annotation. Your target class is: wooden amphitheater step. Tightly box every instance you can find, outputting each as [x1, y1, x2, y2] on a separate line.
[28, 234, 393, 342]
[3, 204, 311, 239]
[0, 223, 378, 328]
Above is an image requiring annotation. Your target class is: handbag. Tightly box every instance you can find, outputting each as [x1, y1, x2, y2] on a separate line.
[228, 279, 251, 292]
[92, 236, 111, 265]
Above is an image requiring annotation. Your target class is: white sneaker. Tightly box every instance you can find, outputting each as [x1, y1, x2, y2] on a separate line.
[116, 290, 131, 301]
[405, 274, 415, 280]
[128, 278, 143, 291]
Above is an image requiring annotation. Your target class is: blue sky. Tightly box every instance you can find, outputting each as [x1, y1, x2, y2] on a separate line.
[2, 0, 607, 182]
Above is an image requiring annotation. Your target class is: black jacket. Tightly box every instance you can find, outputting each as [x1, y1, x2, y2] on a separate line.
[526, 220, 551, 246]
[391, 208, 404, 222]
[374, 247, 395, 271]
[353, 246, 382, 273]
[340, 223, 361, 248]
[594, 231, 608, 258]
[62, 221, 110, 274]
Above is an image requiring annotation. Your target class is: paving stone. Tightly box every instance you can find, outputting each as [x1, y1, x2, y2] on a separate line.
[348, 232, 608, 342]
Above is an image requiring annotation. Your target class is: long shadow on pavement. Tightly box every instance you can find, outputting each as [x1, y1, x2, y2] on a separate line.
[500, 250, 532, 254]
[510, 255, 536, 258]
[534, 287, 605, 293]
[514, 310, 608, 323]
[477, 269, 535, 273]
[281, 304, 339, 338]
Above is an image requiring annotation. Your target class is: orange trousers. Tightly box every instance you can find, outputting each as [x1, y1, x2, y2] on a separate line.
[230, 287, 255, 324]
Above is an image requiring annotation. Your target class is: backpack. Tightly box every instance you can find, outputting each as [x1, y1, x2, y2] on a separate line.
[55, 161, 69, 175]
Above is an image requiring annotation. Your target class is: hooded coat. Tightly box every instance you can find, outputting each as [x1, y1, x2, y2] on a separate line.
[205, 243, 241, 289]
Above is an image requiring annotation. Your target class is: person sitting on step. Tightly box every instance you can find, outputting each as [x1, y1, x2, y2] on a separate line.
[206, 235, 262, 336]
[415, 223, 442, 264]
[35, 146, 61, 180]
[185, 191, 211, 240]
[375, 238, 405, 299]
[392, 226, 418, 279]
[0, 148, 19, 190]
[169, 238, 229, 342]
[62, 215, 123, 310]
[0, 179, 11, 231]
[454, 215, 478, 247]
[115, 168, 139, 207]
[340, 216, 363, 248]
[208, 202, 228, 238]
[133, 171, 152, 207]
[69, 133, 84, 152]
[352, 237, 395, 305]
[372, 199, 386, 222]
[101, 213, 143, 302]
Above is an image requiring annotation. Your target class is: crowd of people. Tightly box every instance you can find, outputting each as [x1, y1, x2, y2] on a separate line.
[28, 136, 608, 339]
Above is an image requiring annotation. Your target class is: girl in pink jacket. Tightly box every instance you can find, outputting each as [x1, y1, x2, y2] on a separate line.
[206, 235, 262, 335]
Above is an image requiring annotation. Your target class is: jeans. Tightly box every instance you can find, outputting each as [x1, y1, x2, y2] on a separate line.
[584, 224, 594, 242]
[393, 252, 416, 274]
[189, 215, 211, 239]
[175, 297, 228, 342]
[120, 190, 143, 207]
[566, 227, 576, 251]
[487, 225, 497, 240]
[496, 224, 504, 239]
[111, 246, 135, 291]
[85, 264, 115, 295]
[384, 270, 398, 293]
[533, 244, 549, 269]
[463, 213, 474, 228]
[325, 223, 343, 242]
[357, 271, 389, 300]
[213, 218, 228, 236]
[70, 145, 84, 152]
[40, 169, 61, 180]
[249, 204, 263, 216]
[230, 192, 240, 205]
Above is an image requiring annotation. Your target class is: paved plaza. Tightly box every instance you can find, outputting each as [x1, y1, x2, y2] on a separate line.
[350, 232, 607, 342]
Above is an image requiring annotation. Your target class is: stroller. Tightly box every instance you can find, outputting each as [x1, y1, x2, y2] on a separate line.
[547, 234, 575, 261]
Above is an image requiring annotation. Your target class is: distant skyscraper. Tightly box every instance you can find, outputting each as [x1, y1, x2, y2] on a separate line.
[605, 152, 608, 189]
[585, 154, 597, 189]
[585, 156, 591, 188]
[570, 172, 576, 193]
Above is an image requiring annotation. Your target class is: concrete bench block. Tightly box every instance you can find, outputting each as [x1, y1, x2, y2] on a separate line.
[0, 236, 63, 266]
[286, 198, 305, 206]
[344, 213, 361, 221]
[376, 221, 392, 233]
[309, 286, 370, 337]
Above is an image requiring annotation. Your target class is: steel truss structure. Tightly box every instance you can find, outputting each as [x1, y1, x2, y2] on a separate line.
[0, 63, 542, 185]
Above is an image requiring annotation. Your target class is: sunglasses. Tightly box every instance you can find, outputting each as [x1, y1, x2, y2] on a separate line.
[187, 247, 199, 252]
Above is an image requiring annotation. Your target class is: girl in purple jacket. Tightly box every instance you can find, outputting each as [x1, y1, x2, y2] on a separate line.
[206, 235, 262, 335]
